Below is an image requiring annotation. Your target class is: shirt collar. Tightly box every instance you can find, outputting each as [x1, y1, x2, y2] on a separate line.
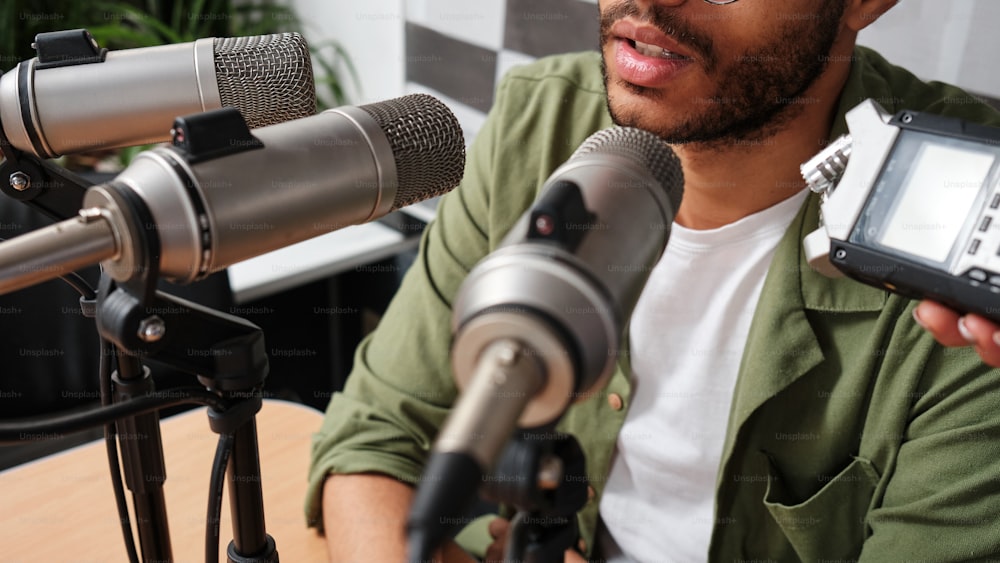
[792, 46, 890, 313]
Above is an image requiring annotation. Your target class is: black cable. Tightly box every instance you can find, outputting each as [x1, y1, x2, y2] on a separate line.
[57, 270, 97, 299]
[99, 338, 140, 563]
[206, 432, 234, 563]
[0, 386, 228, 443]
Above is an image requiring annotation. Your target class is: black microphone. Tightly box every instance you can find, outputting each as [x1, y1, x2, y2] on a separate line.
[406, 126, 684, 561]
[0, 29, 316, 158]
[0, 93, 465, 294]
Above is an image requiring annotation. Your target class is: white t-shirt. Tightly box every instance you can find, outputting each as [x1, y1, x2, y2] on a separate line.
[598, 189, 809, 562]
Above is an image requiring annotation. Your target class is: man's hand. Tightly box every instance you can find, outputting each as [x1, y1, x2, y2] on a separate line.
[484, 517, 588, 562]
[484, 517, 510, 562]
[914, 300, 1000, 366]
[322, 473, 477, 562]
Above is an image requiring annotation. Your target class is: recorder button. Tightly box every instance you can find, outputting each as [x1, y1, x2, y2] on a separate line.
[990, 275, 1000, 287]
[991, 193, 1000, 210]
[969, 269, 988, 282]
[969, 239, 982, 255]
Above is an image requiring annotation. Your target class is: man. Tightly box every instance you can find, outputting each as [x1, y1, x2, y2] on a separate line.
[308, 0, 1000, 561]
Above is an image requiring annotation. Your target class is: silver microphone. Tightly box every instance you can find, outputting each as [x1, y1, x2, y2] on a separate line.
[0, 94, 465, 294]
[0, 30, 316, 158]
[449, 126, 684, 438]
[406, 126, 684, 560]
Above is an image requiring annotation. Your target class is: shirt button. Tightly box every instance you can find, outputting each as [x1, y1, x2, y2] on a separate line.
[607, 393, 624, 411]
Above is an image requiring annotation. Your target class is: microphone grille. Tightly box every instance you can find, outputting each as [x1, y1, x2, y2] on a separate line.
[570, 127, 684, 213]
[358, 94, 467, 210]
[213, 33, 317, 128]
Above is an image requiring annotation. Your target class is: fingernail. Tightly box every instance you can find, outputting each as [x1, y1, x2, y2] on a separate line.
[993, 332, 1000, 347]
[958, 317, 976, 344]
[912, 308, 927, 329]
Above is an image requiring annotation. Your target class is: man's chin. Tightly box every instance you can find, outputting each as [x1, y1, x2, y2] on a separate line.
[606, 87, 799, 150]
[606, 82, 667, 124]
[606, 91, 690, 141]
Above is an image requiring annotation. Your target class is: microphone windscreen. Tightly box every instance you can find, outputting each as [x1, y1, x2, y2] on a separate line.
[570, 127, 684, 213]
[358, 94, 467, 209]
[213, 33, 316, 127]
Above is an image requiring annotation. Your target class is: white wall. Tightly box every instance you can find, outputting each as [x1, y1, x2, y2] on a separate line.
[858, 0, 1000, 97]
[290, 0, 405, 105]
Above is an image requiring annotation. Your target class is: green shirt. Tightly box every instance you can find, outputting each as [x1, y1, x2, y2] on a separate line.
[307, 47, 1000, 561]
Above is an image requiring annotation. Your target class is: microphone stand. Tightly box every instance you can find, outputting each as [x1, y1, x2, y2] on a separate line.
[0, 102, 282, 560]
[110, 346, 173, 561]
[97, 285, 279, 563]
[0, 104, 177, 560]
[482, 431, 590, 563]
[92, 177, 277, 561]
[1, 106, 279, 562]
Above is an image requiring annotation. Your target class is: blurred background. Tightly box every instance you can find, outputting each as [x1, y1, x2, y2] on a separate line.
[0, 0, 998, 468]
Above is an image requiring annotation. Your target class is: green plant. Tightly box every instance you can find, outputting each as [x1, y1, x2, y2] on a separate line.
[83, 1, 242, 48]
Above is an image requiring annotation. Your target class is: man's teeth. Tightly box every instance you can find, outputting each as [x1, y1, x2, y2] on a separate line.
[633, 40, 684, 59]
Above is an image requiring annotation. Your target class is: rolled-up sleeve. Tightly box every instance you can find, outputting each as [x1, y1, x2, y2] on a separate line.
[304, 85, 500, 531]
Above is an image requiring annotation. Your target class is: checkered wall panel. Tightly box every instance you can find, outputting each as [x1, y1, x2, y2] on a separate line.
[403, 0, 599, 144]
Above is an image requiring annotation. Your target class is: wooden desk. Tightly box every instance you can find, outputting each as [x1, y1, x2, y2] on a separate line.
[0, 400, 328, 562]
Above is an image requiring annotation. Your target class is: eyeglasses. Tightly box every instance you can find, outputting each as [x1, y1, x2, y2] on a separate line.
[703, 0, 739, 4]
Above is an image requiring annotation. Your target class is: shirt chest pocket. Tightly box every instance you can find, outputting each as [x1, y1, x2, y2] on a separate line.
[762, 454, 881, 561]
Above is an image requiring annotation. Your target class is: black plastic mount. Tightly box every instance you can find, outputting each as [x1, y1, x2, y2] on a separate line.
[481, 430, 588, 516]
[171, 107, 264, 165]
[527, 180, 596, 252]
[486, 431, 589, 563]
[0, 135, 92, 221]
[33, 29, 108, 70]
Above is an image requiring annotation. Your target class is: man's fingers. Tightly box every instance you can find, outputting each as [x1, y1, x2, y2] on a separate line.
[916, 301, 1000, 367]
[487, 517, 510, 539]
[960, 314, 1000, 367]
[484, 517, 511, 563]
[914, 301, 968, 347]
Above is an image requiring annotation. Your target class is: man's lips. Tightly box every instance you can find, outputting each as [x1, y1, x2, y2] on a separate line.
[612, 20, 696, 61]
[609, 21, 695, 88]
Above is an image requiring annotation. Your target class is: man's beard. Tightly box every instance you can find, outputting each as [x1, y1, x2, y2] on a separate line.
[600, 0, 846, 148]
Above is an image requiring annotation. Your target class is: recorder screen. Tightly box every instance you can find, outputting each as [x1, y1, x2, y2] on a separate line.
[877, 140, 995, 264]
